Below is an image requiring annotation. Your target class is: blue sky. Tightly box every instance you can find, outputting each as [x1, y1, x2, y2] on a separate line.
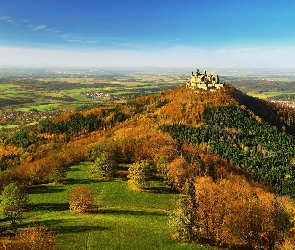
[1, 0, 295, 68]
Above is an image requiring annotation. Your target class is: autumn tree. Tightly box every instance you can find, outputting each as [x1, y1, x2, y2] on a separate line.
[229, 193, 293, 249]
[127, 160, 151, 191]
[69, 185, 96, 213]
[170, 176, 295, 248]
[194, 177, 232, 245]
[166, 157, 187, 191]
[90, 152, 116, 180]
[0, 225, 56, 250]
[49, 165, 67, 184]
[87, 138, 120, 163]
[166, 157, 199, 192]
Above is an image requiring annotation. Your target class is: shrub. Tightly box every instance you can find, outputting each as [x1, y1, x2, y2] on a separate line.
[0, 225, 56, 250]
[69, 185, 96, 213]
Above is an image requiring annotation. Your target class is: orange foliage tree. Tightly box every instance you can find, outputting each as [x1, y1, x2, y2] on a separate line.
[69, 185, 96, 213]
[0, 225, 56, 250]
[172, 176, 294, 249]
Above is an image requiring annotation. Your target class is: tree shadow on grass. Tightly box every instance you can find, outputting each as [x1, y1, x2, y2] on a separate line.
[26, 185, 65, 194]
[65, 178, 107, 185]
[55, 225, 108, 234]
[98, 208, 167, 217]
[67, 166, 81, 172]
[29, 202, 69, 212]
[147, 186, 175, 194]
[41, 219, 108, 234]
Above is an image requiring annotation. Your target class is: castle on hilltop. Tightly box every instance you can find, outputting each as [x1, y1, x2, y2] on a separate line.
[186, 69, 224, 91]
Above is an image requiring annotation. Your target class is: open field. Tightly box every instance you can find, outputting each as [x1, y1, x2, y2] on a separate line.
[0, 162, 215, 250]
[0, 70, 186, 127]
[0, 73, 185, 112]
[246, 91, 295, 99]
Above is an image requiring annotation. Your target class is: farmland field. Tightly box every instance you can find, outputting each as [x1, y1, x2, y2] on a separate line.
[0, 69, 187, 127]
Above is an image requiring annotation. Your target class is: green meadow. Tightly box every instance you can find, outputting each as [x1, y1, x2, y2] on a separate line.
[0, 162, 215, 250]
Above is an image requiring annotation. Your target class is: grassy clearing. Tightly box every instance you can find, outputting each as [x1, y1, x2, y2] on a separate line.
[12, 162, 216, 250]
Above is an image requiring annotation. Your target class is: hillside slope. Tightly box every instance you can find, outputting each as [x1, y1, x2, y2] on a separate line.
[2, 84, 295, 194]
[1, 84, 295, 249]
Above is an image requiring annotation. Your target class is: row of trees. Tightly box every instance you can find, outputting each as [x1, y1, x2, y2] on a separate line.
[6, 106, 130, 148]
[172, 176, 295, 249]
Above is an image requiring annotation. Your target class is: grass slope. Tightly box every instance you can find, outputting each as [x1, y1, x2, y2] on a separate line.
[18, 162, 215, 250]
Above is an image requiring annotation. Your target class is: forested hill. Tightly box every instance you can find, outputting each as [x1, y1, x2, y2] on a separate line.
[230, 87, 295, 135]
[2, 84, 295, 186]
[2, 84, 295, 248]
[155, 84, 295, 135]
[1, 84, 295, 195]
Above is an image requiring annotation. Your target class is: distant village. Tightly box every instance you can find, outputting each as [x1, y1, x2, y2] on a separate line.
[271, 100, 295, 109]
[0, 109, 60, 125]
[80, 91, 110, 100]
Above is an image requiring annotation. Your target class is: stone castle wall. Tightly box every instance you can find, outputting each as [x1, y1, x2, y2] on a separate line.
[186, 69, 224, 91]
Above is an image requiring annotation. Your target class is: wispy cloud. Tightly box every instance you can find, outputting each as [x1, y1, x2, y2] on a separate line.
[217, 49, 229, 54]
[32, 25, 47, 31]
[0, 16, 18, 25]
[217, 47, 260, 54]
[1, 15, 110, 46]
[86, 40, 97, 44]
[23, 19, 49, 32]
[68, 39, 82, 43]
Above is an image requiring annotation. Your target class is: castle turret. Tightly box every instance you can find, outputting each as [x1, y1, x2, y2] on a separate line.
[186, 69, 224, 91]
